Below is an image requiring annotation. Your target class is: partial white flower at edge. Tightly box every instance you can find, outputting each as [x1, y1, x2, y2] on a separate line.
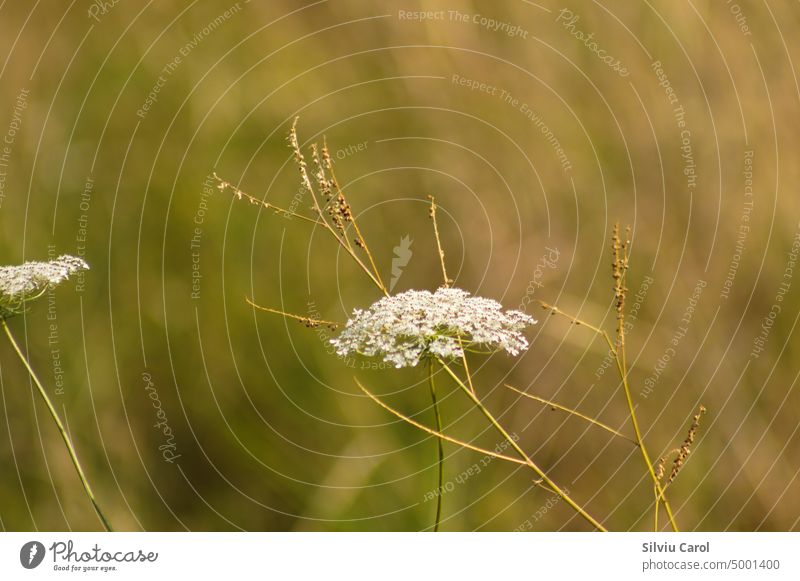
[0, 255, 88, 317]
[331, 287, 536, 368]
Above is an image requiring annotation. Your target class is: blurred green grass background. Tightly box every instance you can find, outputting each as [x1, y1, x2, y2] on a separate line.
[0, 1, 798, 531]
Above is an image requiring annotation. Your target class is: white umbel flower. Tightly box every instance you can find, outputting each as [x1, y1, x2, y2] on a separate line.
[0, 255, 88, 317]
[331, 287, 536, 368]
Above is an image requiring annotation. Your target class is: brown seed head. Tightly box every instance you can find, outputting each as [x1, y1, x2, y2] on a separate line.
[667, 404, 707, 484]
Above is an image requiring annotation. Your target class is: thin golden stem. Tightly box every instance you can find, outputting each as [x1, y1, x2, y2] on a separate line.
[654, 486, 660, 531]
[289, 120, 387, 295]
[613, 224, 678, 531]
[428, 195, 451, 288]
[437, 359, 607, 531]
[214, 170, 385, 292]
[537, 298, 677, 530]
[221, 171, 384, 293]
[220, 121, 388, 296]
[212, 173, 323, 225]
[308, 144, 353, 251]
[245, 297, 339, 329]
[621, 365, 678, 532]
[355, 378, 530, 467]
[323, 142, 388, 295]
[504, 384, 637, 445]
[457, 336, 475, 395]
[333, 232, 388, 293]
[538, 301, 617, 354]
[2, 320, 113, 531]
[298, 168, 386, 294]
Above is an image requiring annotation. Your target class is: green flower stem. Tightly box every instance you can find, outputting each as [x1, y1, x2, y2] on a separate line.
[615, 350, 679, 531]
[540, 300, 678, 531]
[437, 358, 607, 532]
[2, 319, 113, 531]
[428, 359, 444, 532]
[654, 486, 660, 531]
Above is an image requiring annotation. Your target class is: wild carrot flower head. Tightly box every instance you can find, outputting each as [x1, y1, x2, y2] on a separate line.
[0, 255, 89, 318]
[331, 287, 536, 368]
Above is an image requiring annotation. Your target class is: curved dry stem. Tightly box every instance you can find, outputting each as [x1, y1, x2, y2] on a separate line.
[428, 195, 451, 288]
[2, 320, 113, 531]
[536, 298, 678, 531]
[215, 167, 386, 295]
[212, 173, 323, 225]
[326, 228, 387, 294]
[437, 358, 607, 531]
[355, 378, 530, 467]
[288, 120, 387, 296]
[622, 369, 678, 531]
[538, 301, 614, 347]
[457, 336, 476, 395]
[245, 297, 339, 329]
[323, 140, 388, 295]
[504, 384, 636, 445]
[611, 351, 680, 531]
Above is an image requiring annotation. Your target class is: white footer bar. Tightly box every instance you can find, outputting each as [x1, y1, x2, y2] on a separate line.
[1, 532, 797, 580]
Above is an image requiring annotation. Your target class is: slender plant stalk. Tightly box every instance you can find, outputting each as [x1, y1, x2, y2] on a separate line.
[212, 172, 325, 225]
[539, 299, 679, 531]
[614, 348, 678, 531]
[244, 297, 340, 329]
[654, 486, 660, 531]
[428, 195, 451, 287]
[539, 233, 681, 531]
[323, 142, 388, 295]
[538, 301, 616, 350]
[504, 384, 636, 444]
[294, 123, 387, 297]
[437, 358, 607, 531]
[431, 189, 600, 526]
[424, 194, 449, 531]
[428, 359, 444, 532]
[457, 336, 476, 395]
[316, 212, 387, 294]
[304, 164, 387, 295]
[347, 213, 387, 293]
[612, 225, 679, 532]
[2, 320, 112, 531]
[356, 378, 532, 466]
[214, 171, 387, 295]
